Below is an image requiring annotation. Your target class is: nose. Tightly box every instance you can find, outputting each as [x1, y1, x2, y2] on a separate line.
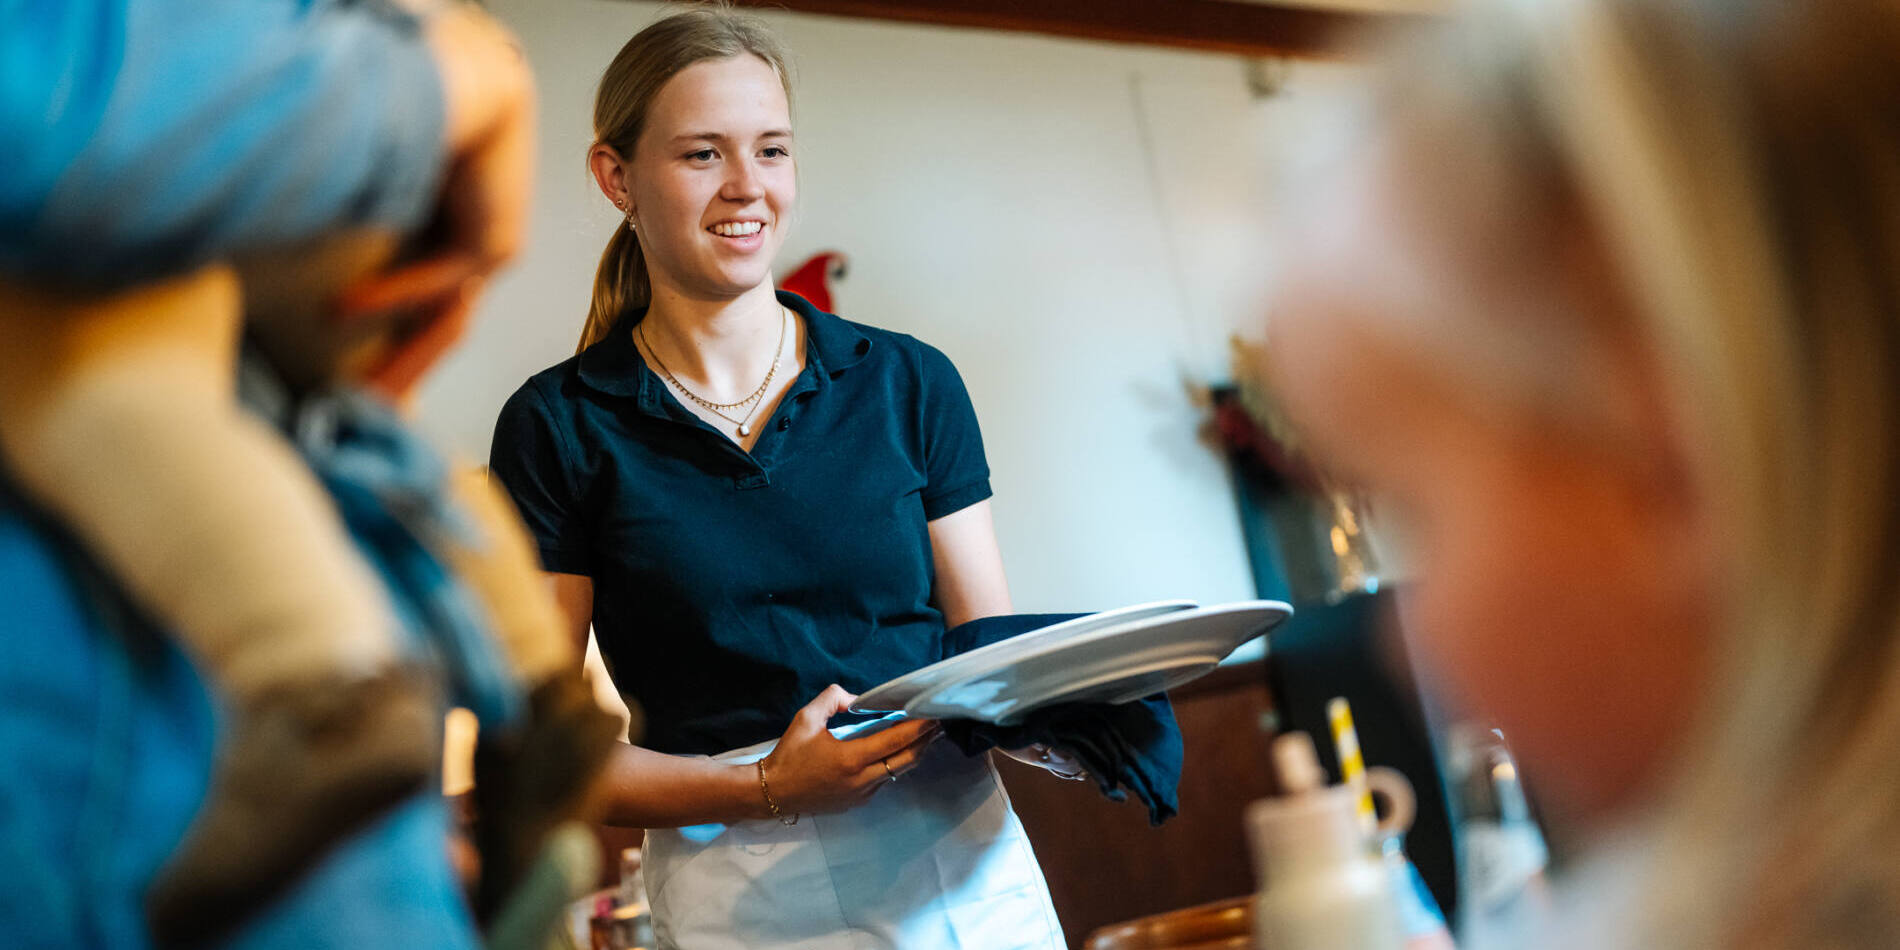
[720, 155, 766, 203]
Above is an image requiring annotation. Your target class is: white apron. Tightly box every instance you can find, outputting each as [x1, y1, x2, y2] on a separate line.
[643, 716, 1066, 950]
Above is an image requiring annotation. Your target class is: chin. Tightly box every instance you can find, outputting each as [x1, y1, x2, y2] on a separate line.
[698, 270, 776, 299]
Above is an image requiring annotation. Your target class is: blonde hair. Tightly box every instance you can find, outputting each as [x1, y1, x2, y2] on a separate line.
[1367, 0, 1900, 944]
[577, 5, 793, 354]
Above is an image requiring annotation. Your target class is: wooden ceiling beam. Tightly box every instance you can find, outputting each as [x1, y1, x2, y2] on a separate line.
[723, 0, 1415, 59]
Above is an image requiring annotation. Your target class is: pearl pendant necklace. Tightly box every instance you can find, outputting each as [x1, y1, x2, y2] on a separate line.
[641, 306, 790, 439]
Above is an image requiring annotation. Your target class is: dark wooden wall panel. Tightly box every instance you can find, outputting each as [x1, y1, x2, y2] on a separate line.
[722, 0, 1410, 58]
[996, 662, 1275, 947]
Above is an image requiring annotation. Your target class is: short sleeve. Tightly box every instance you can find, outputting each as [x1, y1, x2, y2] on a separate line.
[915, 342, 993, 520]
[488, 382, 592, 575]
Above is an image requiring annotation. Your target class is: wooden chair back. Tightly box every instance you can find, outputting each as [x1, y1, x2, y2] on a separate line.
[1082, 895, 1253, 950]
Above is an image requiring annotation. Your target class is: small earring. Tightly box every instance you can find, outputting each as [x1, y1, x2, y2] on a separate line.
[617, 199, 636, 232]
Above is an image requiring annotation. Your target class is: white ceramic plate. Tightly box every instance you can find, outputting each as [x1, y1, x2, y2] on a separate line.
[850, 600, 1198, 713]
[902, 601, 1291, 725]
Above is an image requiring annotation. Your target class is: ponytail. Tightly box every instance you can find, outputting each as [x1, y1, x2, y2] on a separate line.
[579, 222, 649, 353]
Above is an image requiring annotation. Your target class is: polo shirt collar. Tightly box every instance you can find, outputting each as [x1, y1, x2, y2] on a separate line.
[783, 290, 874, 377]
[575, 291, 872, 407]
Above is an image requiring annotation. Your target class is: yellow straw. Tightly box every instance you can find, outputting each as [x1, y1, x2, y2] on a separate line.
[1328, 696, 1377, 835]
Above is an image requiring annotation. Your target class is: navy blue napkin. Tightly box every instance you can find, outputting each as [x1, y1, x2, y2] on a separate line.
[939, 613, 1183, 825]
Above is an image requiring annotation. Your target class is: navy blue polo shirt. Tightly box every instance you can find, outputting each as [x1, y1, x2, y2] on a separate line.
[489, 291, 992, 756]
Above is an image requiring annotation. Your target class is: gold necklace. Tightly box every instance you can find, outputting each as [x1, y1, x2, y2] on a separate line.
[640, 306, 789, 438]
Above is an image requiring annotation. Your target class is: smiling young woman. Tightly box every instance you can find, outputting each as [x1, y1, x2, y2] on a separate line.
[488, 7, 1066, 948]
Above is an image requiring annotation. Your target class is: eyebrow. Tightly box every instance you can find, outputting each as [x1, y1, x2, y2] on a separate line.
[672, 129, 794, 143]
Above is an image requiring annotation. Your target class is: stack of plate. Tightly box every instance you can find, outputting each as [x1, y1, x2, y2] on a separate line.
[852, 600, 1293, 725]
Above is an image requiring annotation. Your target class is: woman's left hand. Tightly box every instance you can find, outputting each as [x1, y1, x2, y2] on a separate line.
[1000, 744, 1088, 781]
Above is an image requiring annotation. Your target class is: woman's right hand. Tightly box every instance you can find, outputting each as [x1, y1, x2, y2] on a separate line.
[757, 685, 942, 817]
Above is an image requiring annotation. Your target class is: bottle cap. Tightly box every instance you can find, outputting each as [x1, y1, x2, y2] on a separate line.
[1248, 733, 1377, 883]
[1273, 732, 1326, 793]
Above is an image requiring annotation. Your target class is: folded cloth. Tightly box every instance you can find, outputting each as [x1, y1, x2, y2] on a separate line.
[939, 613, 1183, 825]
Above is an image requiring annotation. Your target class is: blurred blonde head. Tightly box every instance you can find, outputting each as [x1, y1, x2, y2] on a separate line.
[578, 4, 792, 353]
[1269, 0, 1900, 944]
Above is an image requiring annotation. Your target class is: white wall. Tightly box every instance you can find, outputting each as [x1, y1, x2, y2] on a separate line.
[417, 0, 1362, 616]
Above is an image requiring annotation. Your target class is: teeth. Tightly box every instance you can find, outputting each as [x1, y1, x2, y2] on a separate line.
[711, 221, 764, 237]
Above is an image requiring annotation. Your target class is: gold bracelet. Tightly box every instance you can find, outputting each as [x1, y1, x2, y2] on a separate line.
[757, 759, 798, 826]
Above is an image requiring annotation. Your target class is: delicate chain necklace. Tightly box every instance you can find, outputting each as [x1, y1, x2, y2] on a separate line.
[640, 306, 789, 438]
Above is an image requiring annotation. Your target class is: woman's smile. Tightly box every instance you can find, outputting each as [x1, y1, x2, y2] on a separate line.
[707, 217, 769, 252]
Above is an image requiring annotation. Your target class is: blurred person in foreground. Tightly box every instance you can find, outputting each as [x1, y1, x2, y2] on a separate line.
[0, 1, 613, 946]
[1262, 0, 1900, 946]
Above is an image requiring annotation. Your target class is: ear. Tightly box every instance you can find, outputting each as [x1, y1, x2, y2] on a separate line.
[589, 143, 632, 215]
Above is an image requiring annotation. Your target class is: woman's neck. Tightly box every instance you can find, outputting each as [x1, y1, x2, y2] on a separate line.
[638, 283, 786, 395]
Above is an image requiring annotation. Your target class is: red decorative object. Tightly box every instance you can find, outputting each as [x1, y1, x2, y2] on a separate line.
[780, 251, 848, 312]
[1208, 385, 1321, 493]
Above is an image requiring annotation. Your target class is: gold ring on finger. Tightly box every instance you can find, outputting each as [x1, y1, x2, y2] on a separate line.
[883, 758, 898, 783]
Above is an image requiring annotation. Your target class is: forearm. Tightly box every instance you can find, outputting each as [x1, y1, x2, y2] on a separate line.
[593, 743, 774, 829]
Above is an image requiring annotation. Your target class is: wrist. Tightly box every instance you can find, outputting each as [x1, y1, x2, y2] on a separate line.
[754, 758, 800, 826]
[726, 760, 774, 822]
